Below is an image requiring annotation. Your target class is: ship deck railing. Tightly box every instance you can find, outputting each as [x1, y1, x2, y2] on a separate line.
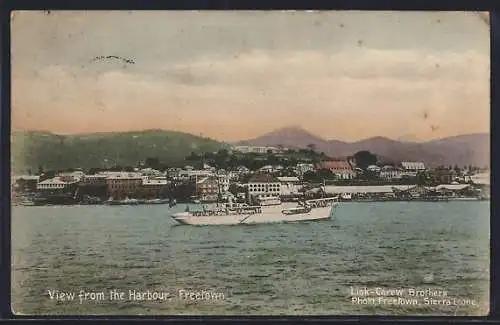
[282, 207, 312, 215]
[304, 197, 339, 208]
[191, 205, 263, 217]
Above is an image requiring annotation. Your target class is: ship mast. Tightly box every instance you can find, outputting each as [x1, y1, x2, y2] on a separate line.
[216, 169, 220, 208]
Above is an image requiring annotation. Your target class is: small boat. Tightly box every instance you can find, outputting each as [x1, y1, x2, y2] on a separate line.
[19, 199, 35, 206]
[144, 198, 170, 204]
[104, 197, 140, 205]
[420, 197, 450, 202]
[447, 197, 481, 201]
[81, 196, 103, 205]
[340, 193, 352, 201]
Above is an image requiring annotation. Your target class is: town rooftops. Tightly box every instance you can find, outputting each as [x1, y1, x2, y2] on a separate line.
[37, 176, 79, 187]
[277, 176, 300, 183]
[401, 161, 426, 170]
[142, 179, 168, 186]
[38, 177, 68, 185]
[248, 173, 279, 183]
[316, 160, 353, 171]
[104, 172, 143, 179]
[84, 174, 108, 179]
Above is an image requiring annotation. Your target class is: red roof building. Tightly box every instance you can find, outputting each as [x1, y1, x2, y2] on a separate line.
[315, 159, 356, 179]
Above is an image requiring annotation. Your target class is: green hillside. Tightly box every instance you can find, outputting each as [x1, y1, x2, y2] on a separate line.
[11, 129, 226, 174]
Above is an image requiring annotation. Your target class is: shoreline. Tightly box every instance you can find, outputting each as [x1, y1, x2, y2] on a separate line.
[12, 197, 489, 207]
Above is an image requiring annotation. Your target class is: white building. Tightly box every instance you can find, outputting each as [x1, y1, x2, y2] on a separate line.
[245, 173, 281, 200]
[379, 166, 403, 180]
[217, 174, 231, 193]
[37, 177, 79, 190]
[401, 161, 426, 173]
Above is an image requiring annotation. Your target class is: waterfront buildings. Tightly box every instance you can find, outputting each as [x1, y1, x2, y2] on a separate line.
[81, 174, 108, 185]
[105, 172, 143, 199]
[11, 154, 488, 203]
[37, 176, 79, 191]
[245, 173, 281, 201]
[315, 159, 356, 180]
[430, 167, 454, 184]
[216, 173, 231, 193]
[401, 161, 426, 176]
[323, 184, 475, 199]
[196, 177, 219, 201]
[141, 177, 169, 198]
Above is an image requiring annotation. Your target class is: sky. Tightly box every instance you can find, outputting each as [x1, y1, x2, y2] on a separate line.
[11, 11, 490, 142]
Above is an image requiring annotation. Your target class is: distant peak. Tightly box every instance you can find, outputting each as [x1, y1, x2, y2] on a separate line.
[357, 136, 394, 142]
[270, 125, 318, 135]
[274, 125, 306, 132]
[286, 124, 304, 130]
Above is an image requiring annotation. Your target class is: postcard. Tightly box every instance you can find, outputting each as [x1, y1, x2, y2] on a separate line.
[10, 10, 490, 316]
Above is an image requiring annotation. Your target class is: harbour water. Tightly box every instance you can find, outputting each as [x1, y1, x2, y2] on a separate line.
[11, 201, 489, 315]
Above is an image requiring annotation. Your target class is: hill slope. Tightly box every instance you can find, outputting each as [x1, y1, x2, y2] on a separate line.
[241, 126, 490, 168]
[11, 129, 226, 174]
[239, 125, 331, 150]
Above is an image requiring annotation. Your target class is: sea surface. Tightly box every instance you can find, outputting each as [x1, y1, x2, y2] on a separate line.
[11, 201, 490, 316]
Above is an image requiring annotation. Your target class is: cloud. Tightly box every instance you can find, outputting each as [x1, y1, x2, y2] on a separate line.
[12, 48, 489, 141]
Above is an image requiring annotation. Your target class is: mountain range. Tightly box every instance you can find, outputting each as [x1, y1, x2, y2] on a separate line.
[11, 129, 226, 174]
[11, 126, 489, 174]
[238, 126, 490, 168]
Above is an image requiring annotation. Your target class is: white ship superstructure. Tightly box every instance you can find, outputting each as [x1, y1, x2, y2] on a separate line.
[170, 197, 339, 226]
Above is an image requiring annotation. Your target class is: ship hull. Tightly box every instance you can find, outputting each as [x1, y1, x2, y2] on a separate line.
[171, 204, 338, 226]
